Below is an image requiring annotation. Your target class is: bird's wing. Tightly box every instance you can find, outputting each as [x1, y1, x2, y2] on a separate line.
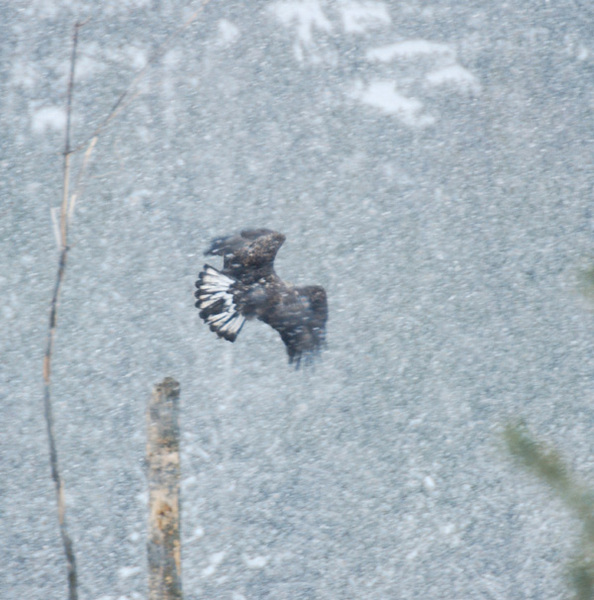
[204, 229, 286, 274]
[204, 230, 269, 257]
[194, 266, 246, 341]
[263, 285, 328, 367]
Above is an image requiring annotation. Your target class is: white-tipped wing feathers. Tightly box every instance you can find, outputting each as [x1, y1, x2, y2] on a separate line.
[194, 266, 246, 341]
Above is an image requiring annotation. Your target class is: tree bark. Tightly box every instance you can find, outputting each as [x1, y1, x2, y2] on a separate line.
[147, 378, 182, 600]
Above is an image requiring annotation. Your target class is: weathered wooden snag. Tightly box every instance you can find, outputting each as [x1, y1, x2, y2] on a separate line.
[146, 377, 182, 600]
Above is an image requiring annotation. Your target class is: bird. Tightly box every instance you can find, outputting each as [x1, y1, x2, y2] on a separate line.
[194, 228, 327, 367]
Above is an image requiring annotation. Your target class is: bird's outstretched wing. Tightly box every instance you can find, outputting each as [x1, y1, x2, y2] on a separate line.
[261, 285, 328, 368]
[205, 229, 286, 279]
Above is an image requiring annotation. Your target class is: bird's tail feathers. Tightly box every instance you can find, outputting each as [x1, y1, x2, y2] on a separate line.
[194, 266, 246, 342]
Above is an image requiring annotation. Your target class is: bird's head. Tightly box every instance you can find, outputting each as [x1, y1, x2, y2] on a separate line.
[246, 230, 286, 265]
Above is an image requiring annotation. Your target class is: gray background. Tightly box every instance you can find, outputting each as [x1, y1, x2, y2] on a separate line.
[2, 1, 593, 598]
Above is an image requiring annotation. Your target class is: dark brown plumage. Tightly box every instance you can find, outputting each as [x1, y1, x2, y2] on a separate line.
[194, 229, 328, 367]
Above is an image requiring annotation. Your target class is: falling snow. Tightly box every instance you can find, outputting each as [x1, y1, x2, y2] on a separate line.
[2, 1, 594, 600]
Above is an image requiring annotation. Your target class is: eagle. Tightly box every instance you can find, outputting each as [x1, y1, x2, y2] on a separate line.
[194, 229, 328, 367]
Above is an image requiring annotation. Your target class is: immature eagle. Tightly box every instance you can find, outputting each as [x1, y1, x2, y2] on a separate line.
[194, 229, 327, 367]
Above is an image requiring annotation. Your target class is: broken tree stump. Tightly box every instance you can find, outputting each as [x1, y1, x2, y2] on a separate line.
[146, 377, 182, 600]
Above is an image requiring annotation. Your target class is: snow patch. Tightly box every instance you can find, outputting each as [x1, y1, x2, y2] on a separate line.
[118, 566, 141, 579]
[349, 80, 435, 126]
[124, 45, 148, 70]
[425, 64, 481, 94]
[74, 43, 107, 80]
[202, 551, 226, 577]
[440, 523, 456, 536]
[217, 19, 240, 45]
[269, 0, 333, 62]
[422, 475, 436, 492]
[242, 554, 269, 568]
[163, 49, 181, 68]
[11, 59, 39, 89]
[366, 39, 455, 62]
[2, 305, 16, 320]
[128, 531, 141, 543]
[31, 106, 66, 134]
[27, 0, 61, 19]
[338, 1, 391, 34]
[406, 548, 419, 561]
[125, 189, 152, 208]
[576, 45, 589, 61]
[182, 475, 198, 491]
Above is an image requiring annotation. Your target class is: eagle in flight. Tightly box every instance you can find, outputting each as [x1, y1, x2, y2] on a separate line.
[194, 229, 328, 367]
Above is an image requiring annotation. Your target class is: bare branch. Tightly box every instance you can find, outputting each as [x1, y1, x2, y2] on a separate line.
[42, 20, 86, 600]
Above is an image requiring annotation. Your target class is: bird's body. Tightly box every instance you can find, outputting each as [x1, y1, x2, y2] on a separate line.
[194, 229, 327, 367]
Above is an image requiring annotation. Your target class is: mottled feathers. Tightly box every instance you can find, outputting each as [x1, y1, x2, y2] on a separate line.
[194, 229, 327, 367]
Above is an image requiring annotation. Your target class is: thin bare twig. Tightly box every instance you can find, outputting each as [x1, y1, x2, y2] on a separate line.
[43, 21, 83, 600]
